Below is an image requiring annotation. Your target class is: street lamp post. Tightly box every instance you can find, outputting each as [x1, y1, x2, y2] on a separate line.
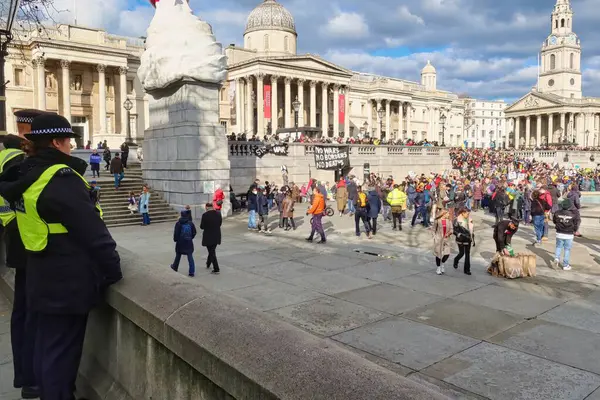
[292, 95, 301, 129]
[362, 121, 369, 138]
[0, 0, 21, 135]
[377, 107, 384, 139]
[123, 97, 133, 143]
[439, 113, 446, 147]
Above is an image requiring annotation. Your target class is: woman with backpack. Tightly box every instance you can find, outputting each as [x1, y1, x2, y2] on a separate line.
[170, 208, 197, 277]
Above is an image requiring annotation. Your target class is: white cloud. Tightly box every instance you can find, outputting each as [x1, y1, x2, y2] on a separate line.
[397, 6, 424, 25]
[321, 11, 369, 39]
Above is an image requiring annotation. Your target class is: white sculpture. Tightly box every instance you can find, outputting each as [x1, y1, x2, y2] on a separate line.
[137, 0, 227, 92]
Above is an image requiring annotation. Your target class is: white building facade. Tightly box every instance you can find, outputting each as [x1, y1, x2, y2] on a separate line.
[505, 0, 600, 149]
[4, 25, 150, 148]
[220, 0, 465, 145]
[463, 99, 508, 148]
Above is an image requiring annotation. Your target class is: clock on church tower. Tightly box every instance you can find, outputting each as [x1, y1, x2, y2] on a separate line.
[539, 0, 582, 99]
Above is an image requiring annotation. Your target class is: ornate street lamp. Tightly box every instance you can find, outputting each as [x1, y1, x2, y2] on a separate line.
[123, 97, 133, 142]
[377, 107, 384, 139]
[292, 95, 301, 129]
[0, 0, 21, 134]
[362, 121, 369, 137]
[439, 113, 447, 147]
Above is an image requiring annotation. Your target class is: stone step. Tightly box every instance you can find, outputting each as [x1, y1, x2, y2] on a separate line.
[107, 217, 177, 228]
[103, 211, 178, 224]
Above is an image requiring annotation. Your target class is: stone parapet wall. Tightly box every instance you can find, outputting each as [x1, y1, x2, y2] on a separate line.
[0, 250, 448, 400]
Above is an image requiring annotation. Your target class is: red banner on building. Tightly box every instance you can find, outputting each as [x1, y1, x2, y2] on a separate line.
[264, 85, 272, 119]
[339, 94, 345, 123]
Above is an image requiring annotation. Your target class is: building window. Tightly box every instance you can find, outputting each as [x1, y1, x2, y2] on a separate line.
[220, 121, 227, 129]
[220, 88, 227, 101]
[71, 74, 83, 91]
[570, 78, 575, 85]
[570, 53, 574, 69]
[550, 54, 556, 70]
[561, 18, 565, 28]
[482, 130, 486, 137]
[284, 36, 289, 52]
[555, 19, 558, 29]
[127, 80, 134, 94]
[13, 68, 24, 86]
[549, 79, 555, 87]
[491, 111, 494, 116]
[264, 34, 269, 50]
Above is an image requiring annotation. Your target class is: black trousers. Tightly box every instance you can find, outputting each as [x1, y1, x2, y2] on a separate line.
[11, 267, 37, 388]
[392, 212, 403, 229]
[282, 217, 296, 229]
[454, 243, 472, 273]
[206, 245, 219, 272]
[34, 313, 88, 400]
[354, 210, 370, 235]
[436, 255, 449, 266]
[370, 217, 378, 235]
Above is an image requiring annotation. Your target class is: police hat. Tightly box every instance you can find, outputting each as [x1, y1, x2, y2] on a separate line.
[14, 109, 53, 125]
[25, 114, 79, 141]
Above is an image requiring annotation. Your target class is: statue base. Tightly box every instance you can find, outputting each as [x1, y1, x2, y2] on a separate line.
[142, 80, 231, 218]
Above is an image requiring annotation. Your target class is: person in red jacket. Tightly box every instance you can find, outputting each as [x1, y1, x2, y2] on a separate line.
[212, 184, 224, 212]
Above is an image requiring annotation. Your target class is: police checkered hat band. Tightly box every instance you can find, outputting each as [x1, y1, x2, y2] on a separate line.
[14, 109, 52, 125]
[28, 127, 74, 135]
[25, 114, 78, 140]
[16, 116, 34, 124]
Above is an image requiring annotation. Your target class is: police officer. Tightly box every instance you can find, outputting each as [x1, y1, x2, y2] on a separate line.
[0, 109, 52, 398]
[0, 114, 122, 400]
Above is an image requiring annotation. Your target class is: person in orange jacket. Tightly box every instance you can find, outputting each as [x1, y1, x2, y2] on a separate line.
[306, 187, 326, 244]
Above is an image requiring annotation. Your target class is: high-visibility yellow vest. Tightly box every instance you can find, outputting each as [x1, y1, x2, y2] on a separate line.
[0, 148, 24, 226]
[16, 164, 103, 252]
[387, 189, 407, 208]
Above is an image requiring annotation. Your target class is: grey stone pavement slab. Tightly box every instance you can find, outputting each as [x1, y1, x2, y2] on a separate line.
[423, 342, 600, 400]
[587, 387, 600, 400]
[98, 211, 600, 400]
[332, 317, 480, 370]
[0, 294, 20, 400]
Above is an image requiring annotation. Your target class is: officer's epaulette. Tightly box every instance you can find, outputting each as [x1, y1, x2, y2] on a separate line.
[56, 167, 75, 176]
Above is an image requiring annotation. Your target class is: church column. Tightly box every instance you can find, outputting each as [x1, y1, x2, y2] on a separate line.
[321, 82, 329, 136]
[595, 114, 600, 145]
[284, 77, 292, 128]
[36, 57, 46, 110]
[548, 113, 554, 144]
[118, 66, 128, 135]
[560, 112, 566, 141]
[270, 75, 278, 129]
[536, 115, 542, 148]
[385, 100, 391, 139]
[376, 100, 382, 138]
[514, 117, 520, 149]
[60, 60, 71, 123]
[256, 73, 264, 137]
[97, 64, 107, 135]
[333, 84, 340, 137]
[344, 88, 350, 138]
[297, 79, 305, 127]
[406, 102, 412, 139]
[235, 78, 243, 132]
[246, 76, 254, 135]
[525, 115, 531, 148]
[398, 101, 404, 137]
[309, 81, 317, 128]
[367, 100, 373, 137]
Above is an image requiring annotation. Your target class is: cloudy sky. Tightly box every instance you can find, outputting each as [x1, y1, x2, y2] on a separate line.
[49, 0, 600, 102]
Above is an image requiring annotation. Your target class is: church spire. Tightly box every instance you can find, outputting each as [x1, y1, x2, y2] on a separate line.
[551, 0, 574, 34]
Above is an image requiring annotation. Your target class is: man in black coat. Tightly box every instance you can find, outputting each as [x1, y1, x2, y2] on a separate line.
[200, 203, 222, 274]
[493, 218, 519, 253]
[0, 114, 122, 400]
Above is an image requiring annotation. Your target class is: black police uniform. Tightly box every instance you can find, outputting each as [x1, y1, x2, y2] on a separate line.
[0, 114, 122, 400]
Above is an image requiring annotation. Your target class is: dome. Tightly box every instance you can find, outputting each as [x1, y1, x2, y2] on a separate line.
[422, 60, 436, 74]
[245, 0, 297, 36]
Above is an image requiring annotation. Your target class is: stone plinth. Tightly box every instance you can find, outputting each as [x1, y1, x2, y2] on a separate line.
[142, 81, 230, 217]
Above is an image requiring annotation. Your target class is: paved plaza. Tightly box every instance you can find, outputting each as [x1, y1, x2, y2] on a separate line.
[0, 207, 599, 399]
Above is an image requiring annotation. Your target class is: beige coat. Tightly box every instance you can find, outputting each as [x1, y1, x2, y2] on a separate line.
[432, 218, 453, 258]
[336, 185, 348, 211]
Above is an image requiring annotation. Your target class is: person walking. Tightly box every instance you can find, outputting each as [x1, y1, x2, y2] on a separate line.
[336, 178, 348, 216]
[306, 187, 326, 243]
[257, 187, 270, 233]
[387, 184, 407, 231]
[566, 184, 582, 237]
[109, 152, 124, 190]
[0, 114, 122, 400]
[492, 186, 508, 224]
[522, 185, 532, 225]
[281, 191, 296, 231]
[201, 202, 222, 274]
[472, 180, 483, 211]
[170, 208, 197, 277]
[367, 187, 381, 235]
[247, 186, 258, 230]
[432, 209, 453, 275]
[140, 185, 151, 225]
[411, 184, 428, 228]
[120, 142, 129, 169]
[103, 146, 111, 171]
[347, 178, 357, 216]
[212, 184, 225, 213]
[89, 149, 101, 178]
[531, 189, 551, 245]
[552, 199, 576, 271]
[453, 208, 474, 275]
[354, 186, 371, 238]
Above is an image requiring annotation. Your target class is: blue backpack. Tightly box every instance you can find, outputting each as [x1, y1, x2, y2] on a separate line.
[180, 223, 193, 241]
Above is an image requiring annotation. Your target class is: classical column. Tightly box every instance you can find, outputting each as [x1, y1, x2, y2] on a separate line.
[514, 117, 520, 149]
[256, 73, 264, 136]
[367, 100, 373, 137]
[60, 60, 71, 123]
[385, 100, 391, 139]
[309, 81, 317, 128]
[297, 79, 305, 127]
[321, 82, 328, 136]
[376, 99, 382, 138]
[97, 64, 107, 135]
[284, 77, 292, 128]
[235, 78, 243, 132]
[246, 76, 254, 135]
[333, 84, 340, 137]
[536, 115, 542, 148]
[270, 75, 278, 129]
[344, 88, 350, 138]
[525, 115, 531, 148]
[398, 101, 403, 137]
[406, 103, 412, 139]
[118, 66, 128, 135]
[548, 113, 554, 144]
[36, 57, 46, 110]
[560, 112, 566, 141]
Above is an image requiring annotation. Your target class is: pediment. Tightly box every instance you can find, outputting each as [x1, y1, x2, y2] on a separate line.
[505, 93, 562, 112]
[265, 54, 353, 76]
